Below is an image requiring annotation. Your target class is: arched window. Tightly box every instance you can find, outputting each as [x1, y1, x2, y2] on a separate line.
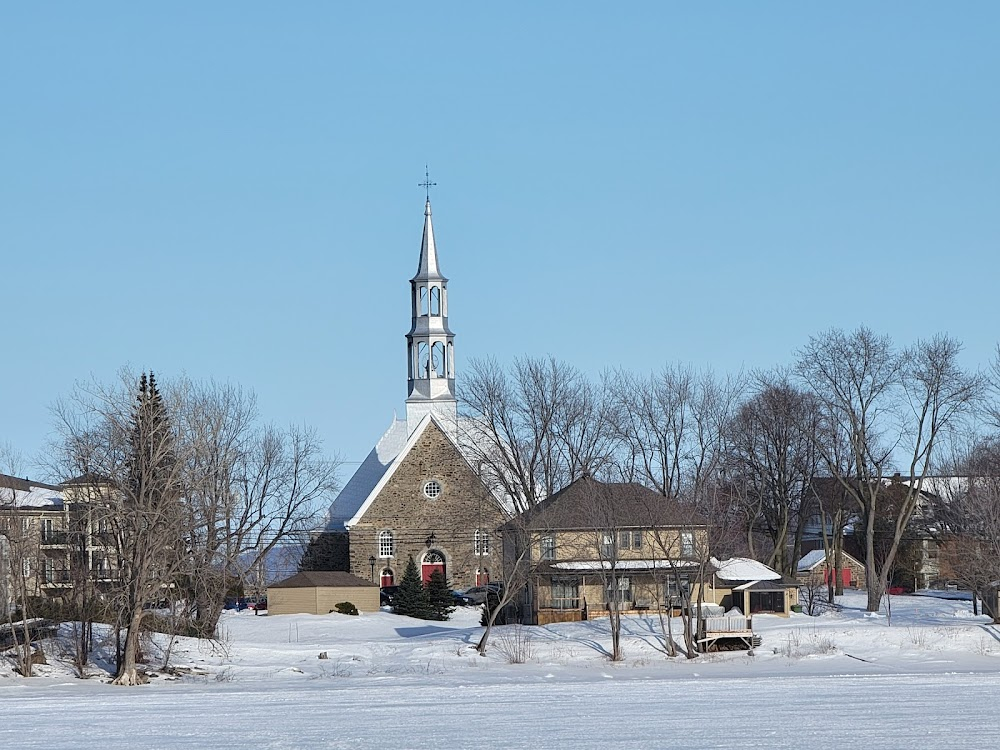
[417, 342, 430, 378]
[378, 530, 394, 558]
[430, 286, 441, 316]
[419, 286, 428, 316]
[474, 529, 490, 556]
[431, 342, 446, 378]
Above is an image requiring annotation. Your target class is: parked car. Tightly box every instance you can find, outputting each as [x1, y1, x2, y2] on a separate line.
[452, 591, 475, 606]
[455, 583, 504, 605]
[380, 586, 399, 606]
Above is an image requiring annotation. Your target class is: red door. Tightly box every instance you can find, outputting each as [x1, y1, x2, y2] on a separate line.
[421, 550, 446, 583]
[422, 563, 445, 583]
[380, 570, 394, 587]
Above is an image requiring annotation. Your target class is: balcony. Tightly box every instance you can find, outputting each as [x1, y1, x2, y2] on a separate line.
[39, 531, 72, 547]
[40, 569, 73, 587]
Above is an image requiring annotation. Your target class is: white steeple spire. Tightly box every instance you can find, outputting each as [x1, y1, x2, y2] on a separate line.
[405, 190, 457, 434]
[413, 200, 445, 282]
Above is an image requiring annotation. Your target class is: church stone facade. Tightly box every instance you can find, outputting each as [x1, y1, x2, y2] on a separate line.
[313, 197, 504, 590]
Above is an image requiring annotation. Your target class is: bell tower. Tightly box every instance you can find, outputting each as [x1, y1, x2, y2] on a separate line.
[405, 196, 457, 432]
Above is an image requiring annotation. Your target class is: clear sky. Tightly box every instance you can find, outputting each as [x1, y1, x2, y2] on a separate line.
[2, 4, 998, 478]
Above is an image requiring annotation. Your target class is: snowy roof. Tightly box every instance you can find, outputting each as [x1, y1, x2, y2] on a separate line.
[797, 549, 865, 572]
[325, 411, 500, 531]
[551, 560, 700, 572]
[711, 557, 780, 582]
[0, 486, 64, 509]
[797, 550, 827, 572]
[323, 416, 410, 531]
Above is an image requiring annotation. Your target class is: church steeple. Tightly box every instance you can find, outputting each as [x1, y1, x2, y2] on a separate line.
[405, 196, 457, 432]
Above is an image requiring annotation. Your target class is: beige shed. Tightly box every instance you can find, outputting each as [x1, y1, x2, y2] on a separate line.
[267, 571, 380, 615]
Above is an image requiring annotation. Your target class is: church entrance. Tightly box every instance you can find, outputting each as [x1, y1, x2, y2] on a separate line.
[380, 568, 395, 587]
[421, 550, 446, 583]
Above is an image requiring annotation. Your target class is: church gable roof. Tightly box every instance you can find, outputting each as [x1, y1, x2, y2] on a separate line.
[324, 416, 410, 531]
[342, 412, 478, 529]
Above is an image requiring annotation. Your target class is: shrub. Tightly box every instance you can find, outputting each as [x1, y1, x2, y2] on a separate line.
[334, 602, 359, 616]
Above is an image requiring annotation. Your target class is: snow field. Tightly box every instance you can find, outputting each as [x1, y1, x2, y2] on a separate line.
[3, 591, 1000, 749]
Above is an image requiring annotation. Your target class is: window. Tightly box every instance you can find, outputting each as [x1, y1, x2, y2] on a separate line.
[680, 531, 695, 558]
[22, 558, 31, 577]
[664, 575, 689, 605]
[619, 530, 642, 551]
[378, 530, 394, 558]
[606, 576, 632, 606]
[601, 533, 614, 558]
[474, 529, 490, 556]
[431, 342, 446, 378]
[419, 286, 428, 315]
[540, 535, 555, 561]
[430, 286, 441, 316]
[417, 342, 430, 378]
[551, 578, 579, 610]
[423, 480, 442, 499]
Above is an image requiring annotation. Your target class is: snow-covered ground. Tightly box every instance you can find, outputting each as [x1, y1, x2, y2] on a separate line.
[4, 591, 1000, 749]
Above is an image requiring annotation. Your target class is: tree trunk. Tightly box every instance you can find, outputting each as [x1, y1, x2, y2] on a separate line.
[194, 594, 223, 638]
[865, 503, 882, 612]
[112, 610, 148, 686]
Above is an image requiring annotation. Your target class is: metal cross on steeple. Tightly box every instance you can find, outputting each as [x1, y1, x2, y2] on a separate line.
[418, 165, 437, 202]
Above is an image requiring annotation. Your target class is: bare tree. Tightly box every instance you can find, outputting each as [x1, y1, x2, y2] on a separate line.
[796, 328, 982, 612]
[608, 365, 743, 499]
[176, 379, 339, 637]
[52, 371, 340, 684]
[724, 372, 822, 576]
[460, 356, 614, 513]
[0, 446, 43, 677]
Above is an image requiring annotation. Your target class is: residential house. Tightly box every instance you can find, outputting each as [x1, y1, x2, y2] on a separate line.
[0, 474, 71, 609]
[505, 476, 710, 626]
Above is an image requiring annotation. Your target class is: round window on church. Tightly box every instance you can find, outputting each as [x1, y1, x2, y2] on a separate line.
[423, 480, 442, 499]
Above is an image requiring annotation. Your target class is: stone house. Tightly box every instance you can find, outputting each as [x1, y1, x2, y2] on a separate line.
[504, 476, 711, 625]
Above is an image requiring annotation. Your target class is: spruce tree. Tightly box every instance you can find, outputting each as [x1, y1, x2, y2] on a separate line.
[426, 569, 455, 621]
[393, 557, 429, 618]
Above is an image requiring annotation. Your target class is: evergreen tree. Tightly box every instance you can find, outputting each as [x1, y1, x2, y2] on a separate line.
[425, 569, 455, 621]
[393, 557, 430, 618]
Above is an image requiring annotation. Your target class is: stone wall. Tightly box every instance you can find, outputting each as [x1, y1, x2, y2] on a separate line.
[348, 420, 503, 589]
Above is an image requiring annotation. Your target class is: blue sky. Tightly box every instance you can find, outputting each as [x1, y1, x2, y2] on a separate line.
[2, 4, 998, 476]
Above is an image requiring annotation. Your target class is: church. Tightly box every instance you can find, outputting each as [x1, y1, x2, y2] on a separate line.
[307, 197, 504, 589]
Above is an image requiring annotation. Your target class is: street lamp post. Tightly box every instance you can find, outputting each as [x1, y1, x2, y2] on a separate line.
[369, 555, 376, 582]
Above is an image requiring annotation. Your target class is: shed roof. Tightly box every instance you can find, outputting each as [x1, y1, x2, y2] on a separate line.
[268, 571, 376, 589]
[710, 557, 781, 582]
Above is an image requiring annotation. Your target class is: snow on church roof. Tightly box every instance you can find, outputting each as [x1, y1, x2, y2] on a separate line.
[323, 416, 410, 531]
